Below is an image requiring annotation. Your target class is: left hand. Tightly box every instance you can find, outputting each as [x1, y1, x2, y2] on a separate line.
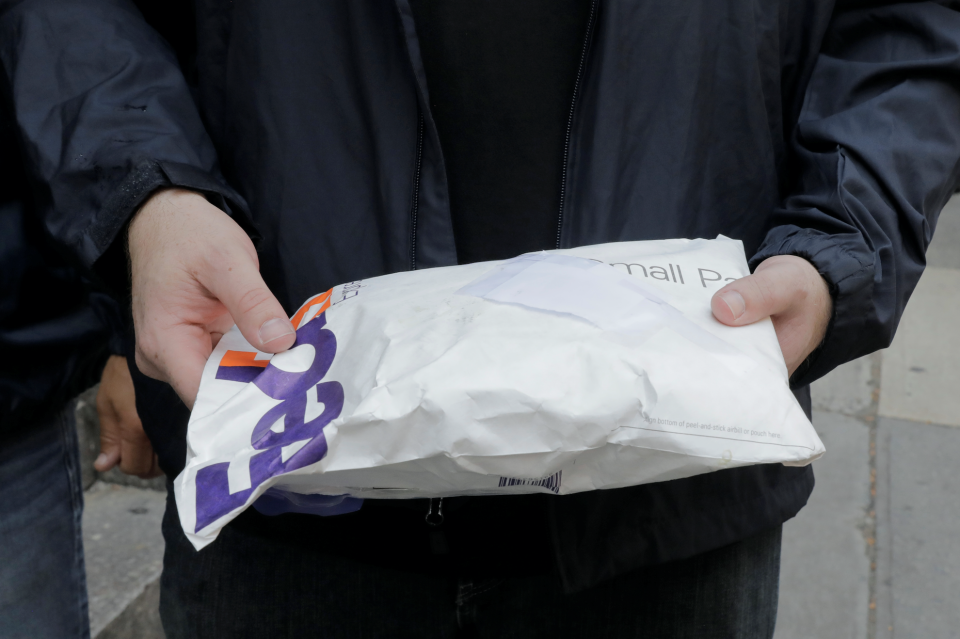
[711, 255, 832, 376]
[95, 355, 162, 478]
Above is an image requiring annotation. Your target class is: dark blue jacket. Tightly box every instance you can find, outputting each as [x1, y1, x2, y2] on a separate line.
[3, 0, 958, 590]
[0, 81, 119, 430]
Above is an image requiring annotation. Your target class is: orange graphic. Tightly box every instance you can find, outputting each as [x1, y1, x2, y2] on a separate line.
[290, 289, 333, 329]
[219, 289, 333, 369]
[219, 351, 270, 368]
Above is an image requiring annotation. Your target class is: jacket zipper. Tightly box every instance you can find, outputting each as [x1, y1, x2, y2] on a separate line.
[556, 0, 599, 249]
[410, 111, 424, 270]
[408, 9, 596, 534]
[425, 497, 444, 526]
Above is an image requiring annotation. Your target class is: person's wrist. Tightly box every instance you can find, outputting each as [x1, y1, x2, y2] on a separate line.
[128, 188, 208, 248]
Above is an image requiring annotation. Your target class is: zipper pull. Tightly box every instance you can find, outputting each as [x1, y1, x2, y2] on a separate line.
[425, 498, 448, 554]
[425, 497, 444, 527]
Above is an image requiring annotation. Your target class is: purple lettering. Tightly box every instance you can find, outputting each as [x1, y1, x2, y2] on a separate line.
[195, 313, 344, 531]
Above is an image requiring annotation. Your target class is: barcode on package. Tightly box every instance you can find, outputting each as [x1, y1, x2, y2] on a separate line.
[498, 471, 562, 494]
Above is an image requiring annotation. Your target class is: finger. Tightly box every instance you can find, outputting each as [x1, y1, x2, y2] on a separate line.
[95, 414, 122, 473]
[207, 312, 235, 350]
[136, 322, 212, 408]
[119, 430, 157, 478]
[207, 312, 236, 336]
[199, 249, 296, 354]
[110, 356, 143, 423]
[147, 454, 164, 479]
[115, 395, 144, 433]
[95, 448, 120, 473]
[711, 264, 796, 327]
[95, 389, 122, 472]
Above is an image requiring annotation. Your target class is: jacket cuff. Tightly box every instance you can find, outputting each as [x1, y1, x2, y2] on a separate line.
[87, 160, 255, 294]
[749, 223, 874, 387]
[89, 160, 254, 260]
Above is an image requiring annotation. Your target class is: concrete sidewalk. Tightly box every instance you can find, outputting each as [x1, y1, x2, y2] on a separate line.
[83, 483, 165, 639]
[775, 195, 960, 639]
[75, 388, 167, 638]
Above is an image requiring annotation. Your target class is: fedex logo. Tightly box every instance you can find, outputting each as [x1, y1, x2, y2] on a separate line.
[213, 290, 334, 384]
[194, 289, 343, 531]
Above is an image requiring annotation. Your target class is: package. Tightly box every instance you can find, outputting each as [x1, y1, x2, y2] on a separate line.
[176, 238, 824, 549]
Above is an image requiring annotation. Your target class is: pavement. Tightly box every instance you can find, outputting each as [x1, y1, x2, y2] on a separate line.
[75, 389, 167, 638]
[83, 483, 166, 639]
[776, 195, 960, 639]
[77, 196, 960, 638]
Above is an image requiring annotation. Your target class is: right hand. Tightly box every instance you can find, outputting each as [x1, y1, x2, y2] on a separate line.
[128, 188, 296, 408]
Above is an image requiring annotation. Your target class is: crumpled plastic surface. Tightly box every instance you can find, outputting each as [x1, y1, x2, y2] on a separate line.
[176, 238, 824, 549]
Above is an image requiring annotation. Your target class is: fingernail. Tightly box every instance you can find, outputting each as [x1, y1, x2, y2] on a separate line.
[95, 453, 107, 467]
[258, 318, 295, 346]
[719, 291, 746, 320]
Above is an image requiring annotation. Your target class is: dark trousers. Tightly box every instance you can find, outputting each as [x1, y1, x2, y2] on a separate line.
[0, 403, 89, 639]
[160, 485, 781, 639]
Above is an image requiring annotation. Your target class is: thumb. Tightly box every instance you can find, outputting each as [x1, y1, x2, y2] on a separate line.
[95, 403, 122, 472]
[200, 249, 296, 353]
[711, 262, 795, 327]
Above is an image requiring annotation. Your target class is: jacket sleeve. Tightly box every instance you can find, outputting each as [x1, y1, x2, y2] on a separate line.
[0, 0, 249, 284]
[751, 0, 960, 386]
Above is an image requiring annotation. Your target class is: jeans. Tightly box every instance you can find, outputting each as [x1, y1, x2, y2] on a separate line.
[0, 403, 90, 639]
[161, 485, 781, 639]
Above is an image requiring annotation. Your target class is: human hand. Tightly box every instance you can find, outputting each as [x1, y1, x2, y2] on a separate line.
[95, 355, 161, 478]
[128, 188, 296, 408]
[711, 255, 832, 376]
